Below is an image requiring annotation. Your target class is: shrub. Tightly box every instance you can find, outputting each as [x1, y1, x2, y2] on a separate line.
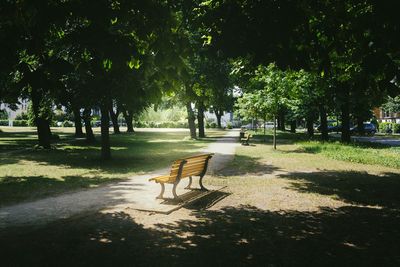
[0, 110, 8, 120]
[15, 112, 28, 120]
[393, 123, 400, 134]
[0, 120, 9, 126]
[62, 121, 74, 127]
[134, 120, 188, 128]
[379, 122, 393, 133]
[227, 122, 233, 129]
[53, 109, 74, 122]
[13, 120, 28, 127]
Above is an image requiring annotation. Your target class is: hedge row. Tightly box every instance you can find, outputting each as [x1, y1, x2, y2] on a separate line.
[135, 121, 189, 128]
[379, 122, 400, 133]
[0, 120, 29, 126]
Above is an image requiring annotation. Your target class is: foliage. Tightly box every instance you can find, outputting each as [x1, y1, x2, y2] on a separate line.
[62, 121, 74, 127]
[138, 106, 187, 123]
[379, 122, 400, 134]
[236, 63, 288, 120]
[135, 121, 188, 128]
[13, 120, 28, 127]
[382, 96, 400, 114]
[15, 112, 28, 120]
[394, 124, 400, 134]
[0, 110, 8, 120]
[206, 121, 217, 128]
[53, 109, 73, 122]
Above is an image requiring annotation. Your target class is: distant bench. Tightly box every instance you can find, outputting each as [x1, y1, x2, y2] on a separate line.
[241, 133, 252, 146]
[149, 153, 214, 200]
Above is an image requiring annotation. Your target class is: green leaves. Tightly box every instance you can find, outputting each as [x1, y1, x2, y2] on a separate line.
[127, 57, 141, 70]
[201, 34, 212, 45]
[102, 59, 113, 71]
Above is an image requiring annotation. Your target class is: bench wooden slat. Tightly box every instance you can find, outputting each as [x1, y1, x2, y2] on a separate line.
[180, 165, 205, 174]
[170, 161, 207, 172]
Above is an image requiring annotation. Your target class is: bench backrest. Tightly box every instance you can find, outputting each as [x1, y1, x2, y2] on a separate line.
[168, 153, 213, 182]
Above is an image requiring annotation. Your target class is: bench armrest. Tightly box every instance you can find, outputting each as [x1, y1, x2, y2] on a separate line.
[149, 175, 171, 183]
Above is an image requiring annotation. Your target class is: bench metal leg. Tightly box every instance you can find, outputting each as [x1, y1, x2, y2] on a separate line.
[172, 182, 179, 199]
[199, 175, 208, 191]
[185, 176, 193, 189]
[156, 183, 165, 199]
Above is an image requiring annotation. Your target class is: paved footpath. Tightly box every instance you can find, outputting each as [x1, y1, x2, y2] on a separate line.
[0, 130, 240, 228]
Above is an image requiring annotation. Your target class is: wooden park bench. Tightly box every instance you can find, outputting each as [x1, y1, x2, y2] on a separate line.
[241, 133, 252, 146]
[149, 153, 214, 200]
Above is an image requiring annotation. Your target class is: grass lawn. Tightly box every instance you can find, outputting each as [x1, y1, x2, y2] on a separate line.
[247, 129, 400, 169]
[0, 127, 224, 206]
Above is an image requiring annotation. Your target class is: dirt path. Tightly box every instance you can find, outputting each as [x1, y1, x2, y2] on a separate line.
[0, 130, 240, 228]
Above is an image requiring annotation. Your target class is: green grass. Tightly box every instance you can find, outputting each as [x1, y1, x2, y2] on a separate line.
[215, 132, 400, 211]
[300, 141, 400, 169]
[247, 129, 400, 169]
[0, 128, 223, 206]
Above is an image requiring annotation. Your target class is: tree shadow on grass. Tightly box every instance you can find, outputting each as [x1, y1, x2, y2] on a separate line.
[278, 170, 400, 209]
[0, 131, 216, 175]
[218, 154, 281, 177]
[1, 204, 399, 266]
[0, 175, 121, 207]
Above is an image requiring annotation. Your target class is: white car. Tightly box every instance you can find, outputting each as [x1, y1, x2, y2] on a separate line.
[262, 122, 275, 129]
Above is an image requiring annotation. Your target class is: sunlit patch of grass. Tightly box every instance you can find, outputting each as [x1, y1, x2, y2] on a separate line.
[300, 141, 400, 169]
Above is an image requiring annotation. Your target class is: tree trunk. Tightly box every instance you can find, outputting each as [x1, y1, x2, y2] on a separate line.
[197, 101, 205, 138]
[306, 115, 314, 138]
[100, 105, 111, 159]
[83, 108, 95, 142]
[215, 109, 223, 128]
[273, 115, 277, 150]
[278, 109, 285, 131]
[37, 117, 52, 148]
[31, 89, 51, 149]
[357, 116, 364, 136]
[290, 120, 296, 133]
[109, 104, 120, 134]
[122, 108, 134, 133]
[186, 102, 196, 139]
[341, 91, 351, 143]
[319, 105, 328, 141]
[263, 117, 266, 142]
[277, 116, 281, 131]
[73, 107, 84, 137]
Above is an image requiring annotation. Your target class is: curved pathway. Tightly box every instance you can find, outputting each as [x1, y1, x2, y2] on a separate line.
[0, 130, 240, 228]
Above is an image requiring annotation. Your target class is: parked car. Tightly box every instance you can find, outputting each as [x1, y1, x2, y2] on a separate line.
[261, 122, 275, 129]
[350, 122, 376, 136]
[93, 120, 113, 127]
[243, 123, 256, 130]
[316, 121, 342, 132]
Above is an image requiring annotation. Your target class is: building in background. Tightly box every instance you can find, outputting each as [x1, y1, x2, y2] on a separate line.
[373, 107, 400, 123]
